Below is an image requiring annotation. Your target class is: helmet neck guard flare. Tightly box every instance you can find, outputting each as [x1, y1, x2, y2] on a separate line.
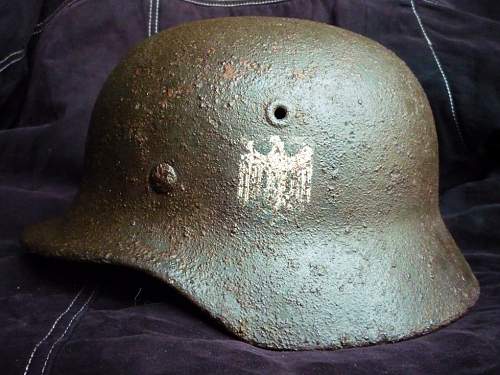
[23, 17, 479, 350]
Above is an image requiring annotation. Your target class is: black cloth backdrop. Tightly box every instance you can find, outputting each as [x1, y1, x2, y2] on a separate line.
[1, 1, 500, 374]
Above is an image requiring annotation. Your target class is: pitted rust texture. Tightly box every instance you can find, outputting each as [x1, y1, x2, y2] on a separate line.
[23, 17, 479, 350]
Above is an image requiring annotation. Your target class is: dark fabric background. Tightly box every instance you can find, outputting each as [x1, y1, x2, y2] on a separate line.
[1, 1, 499, 374]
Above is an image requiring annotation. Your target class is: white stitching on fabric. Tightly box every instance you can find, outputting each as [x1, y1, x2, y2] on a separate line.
[410, 0, 466, 147]
[178, 0, 288, 7]
[155, 0, 160, 34]
[32, 0, 83, 36]
[0, 50, 24, 66]
[40, 289, 96, 375]
[22, 287, 85, 375]
[422, 0, 441, 6]
[148, 0, 153, 37]
[34, 0, 73, 30]
[0, 53, 25, 73]
[134, 288, 143, 305]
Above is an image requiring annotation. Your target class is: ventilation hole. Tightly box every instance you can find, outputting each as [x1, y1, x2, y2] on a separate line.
[274, 106, 287, 120]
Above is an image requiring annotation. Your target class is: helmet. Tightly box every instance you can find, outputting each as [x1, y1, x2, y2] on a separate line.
[23, 17, 479, 350]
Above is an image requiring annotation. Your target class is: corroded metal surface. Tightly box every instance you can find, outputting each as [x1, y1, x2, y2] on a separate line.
[23, 17, 479, 350]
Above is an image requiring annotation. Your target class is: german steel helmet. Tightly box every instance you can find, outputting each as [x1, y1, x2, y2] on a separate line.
[23, 17, 479, 350]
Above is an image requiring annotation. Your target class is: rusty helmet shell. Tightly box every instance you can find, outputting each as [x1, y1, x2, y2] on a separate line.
[23, 17, 479, 350]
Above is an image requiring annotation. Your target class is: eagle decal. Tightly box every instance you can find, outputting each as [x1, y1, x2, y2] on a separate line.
[237, 136, 313, 210]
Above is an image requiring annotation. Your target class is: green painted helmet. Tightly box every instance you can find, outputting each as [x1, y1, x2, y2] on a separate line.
[23, 17, 479, 350]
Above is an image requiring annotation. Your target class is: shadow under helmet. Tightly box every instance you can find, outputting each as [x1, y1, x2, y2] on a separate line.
[23, 17, 479, 350]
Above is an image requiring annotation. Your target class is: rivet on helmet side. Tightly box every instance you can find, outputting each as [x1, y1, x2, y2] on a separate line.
[149, 162, 177, 193]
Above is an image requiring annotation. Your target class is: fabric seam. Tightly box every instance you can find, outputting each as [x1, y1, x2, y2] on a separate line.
[33, 0, 75, 35]
[0, 53, 26, 73]
[147, 0, 161, 36]
[148, 0, 153, 37]
[176, 0, 290, 7]
[22, 287, 85, 375]
[410, 0, 467, 149]
[0, 49, 24, 66]
[155, 0, 160, 34]
[40, 288, 97, 375]
[32, 0, 84, 36]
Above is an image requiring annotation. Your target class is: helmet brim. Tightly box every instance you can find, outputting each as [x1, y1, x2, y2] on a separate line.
[23, 206, 479, 350]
